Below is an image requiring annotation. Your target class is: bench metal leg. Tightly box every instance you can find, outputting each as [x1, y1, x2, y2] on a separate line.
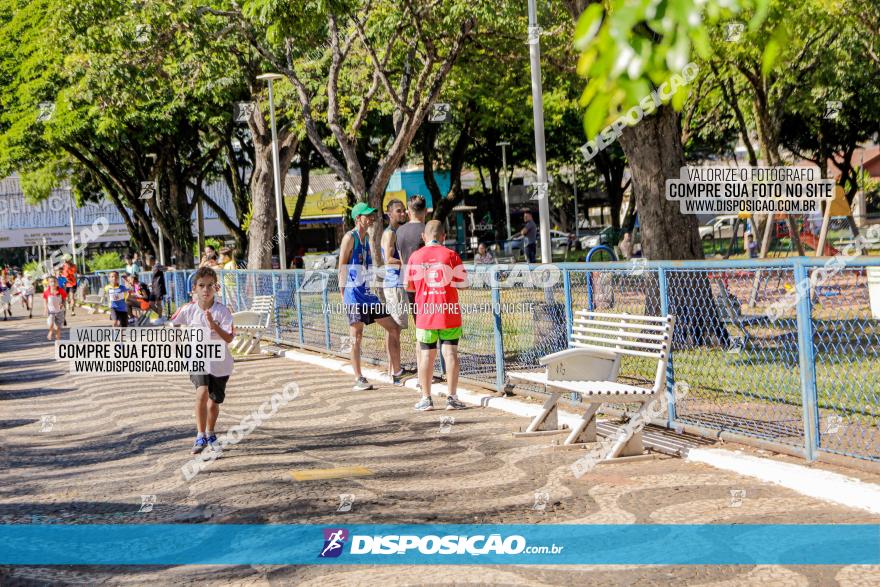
[246, 335, 262, 355]
[243, 334, 254, 353]
[231, 333, 251, 354]
[563, 403, 599, 445]
[606, 402, 651, 459]
[513, 392, 568, 437]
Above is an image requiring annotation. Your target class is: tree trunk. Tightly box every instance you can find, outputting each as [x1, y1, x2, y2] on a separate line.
[594, 149, 627, 231]
[247, 133, 297, 269]
[618, 106, 702, 260]
[621, 194, 636, 233]
[421, 124, 444, 209]
[247, 137, 277, 270]
[619, 106, 729, 348]
[164, 178, 196, 269]
[486, 163, 507, 242]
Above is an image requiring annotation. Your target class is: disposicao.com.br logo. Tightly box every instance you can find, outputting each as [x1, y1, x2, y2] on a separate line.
[319, 528, 563, 558]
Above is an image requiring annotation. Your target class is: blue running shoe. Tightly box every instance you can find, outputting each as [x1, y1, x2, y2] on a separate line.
[191, 436, 208, 454]
[207, 434, 221, 453]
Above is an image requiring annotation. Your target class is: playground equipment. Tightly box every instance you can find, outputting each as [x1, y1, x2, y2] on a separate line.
[585, 245, 617, 262]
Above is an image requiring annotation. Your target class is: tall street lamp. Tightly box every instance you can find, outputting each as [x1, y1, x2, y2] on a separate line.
[527, 0, 552, 263]
[67, 188, 77, 270]
[497, 141, 512, 240]
[257, 73, 287, 268]
[571, 161, 579, 243]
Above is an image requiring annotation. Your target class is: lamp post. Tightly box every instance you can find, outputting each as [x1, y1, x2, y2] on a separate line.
[67, 188, 77, 270]
[257, 73, 287, 269]
[572, 163, 579, 243]
[497, 141, 512, 240]
[145, 153, 166, 266]
[526, 0, 552, 263]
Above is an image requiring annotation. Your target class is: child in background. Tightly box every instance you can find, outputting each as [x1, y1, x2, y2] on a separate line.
[54, 270, 68, 325]
[103, 271, 129, 327]
[171, 267, 235, 455]
[746, 233, 758, 259]
[62, 259, 78, 315]
[55, 269, 67, 292]
[148, 256, 167, 324]
[16, 273, 35, 318]
[0, 276, 13, 320]
[126, 274, 152, 322]
[43, 277, 66, 340]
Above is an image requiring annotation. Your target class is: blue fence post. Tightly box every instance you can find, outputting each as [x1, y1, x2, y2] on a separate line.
[658, 267, 677, 428]
[586, 270, 595, 312]
[563, 268, 573, 342]
[294, 272, 304, 346]
[322, 273, 332, 350]
[219, 270, 227, 305]
[184, 272, 193, 308]
[271, 273, 280, 342]
[233, 272, 242, 312]
[491, 268, 505, 393]
[794, 259, 818, 462]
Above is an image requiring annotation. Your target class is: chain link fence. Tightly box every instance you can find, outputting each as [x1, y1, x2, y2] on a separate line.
[82, 258, 880, 464]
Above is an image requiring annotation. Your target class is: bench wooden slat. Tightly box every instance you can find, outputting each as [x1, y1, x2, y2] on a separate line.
[573, 318, 669, 332]
[571, 341, 665, 359]
[572, 326, 669, 341]
[574, 310, 672, 323]
[571, 335, 665, 351]
[509, 371, 654, 395]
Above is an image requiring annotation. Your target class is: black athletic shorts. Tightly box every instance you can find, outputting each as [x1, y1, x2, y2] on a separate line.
[345, 302, 389, 326]
[189, 373, 230, 404]
[65, 285, 77, 297]
[110, 309, 129, 327]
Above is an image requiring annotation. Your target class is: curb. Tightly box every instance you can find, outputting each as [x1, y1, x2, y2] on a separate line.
[279, 348, 880, 515]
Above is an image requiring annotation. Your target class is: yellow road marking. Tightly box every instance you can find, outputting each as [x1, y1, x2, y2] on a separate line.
[289, 466, 373, 481]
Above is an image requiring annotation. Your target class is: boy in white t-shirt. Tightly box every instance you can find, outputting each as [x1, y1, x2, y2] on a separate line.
[171, 267, 235, 455]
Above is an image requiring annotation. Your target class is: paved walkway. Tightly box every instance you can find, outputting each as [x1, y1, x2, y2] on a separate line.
[1, 300, 879, 585]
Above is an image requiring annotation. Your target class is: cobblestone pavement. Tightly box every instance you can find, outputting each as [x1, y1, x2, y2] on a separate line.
[2, 301, 879, 586]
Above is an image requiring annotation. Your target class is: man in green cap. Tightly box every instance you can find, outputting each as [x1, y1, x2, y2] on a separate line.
[337, 202, 402, 391]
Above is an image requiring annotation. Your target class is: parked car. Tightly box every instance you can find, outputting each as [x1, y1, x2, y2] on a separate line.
[308, 249, 339, 269]
[504, 230, 571, 257]
[578, 226, 614, 250]
[699, 215, 740, 241]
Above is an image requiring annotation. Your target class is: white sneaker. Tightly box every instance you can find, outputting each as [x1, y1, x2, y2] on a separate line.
[353, 377, 373, 391]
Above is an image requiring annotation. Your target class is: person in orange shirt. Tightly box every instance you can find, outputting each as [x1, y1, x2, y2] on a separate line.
[61, 259, 78, 316]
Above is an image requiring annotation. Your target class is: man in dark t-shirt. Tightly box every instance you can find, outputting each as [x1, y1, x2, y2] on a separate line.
[521, 210, 538, 263]
[395, 194, 445, 383]
[396, 195, 428, 306]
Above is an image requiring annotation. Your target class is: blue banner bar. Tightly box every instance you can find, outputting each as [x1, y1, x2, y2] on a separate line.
[1, 525, 878, 565]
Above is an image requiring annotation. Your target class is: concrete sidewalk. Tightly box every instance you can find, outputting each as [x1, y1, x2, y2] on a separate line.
[1, 300, 879, 585]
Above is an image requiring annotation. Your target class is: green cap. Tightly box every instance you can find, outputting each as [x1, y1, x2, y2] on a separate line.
[350, 202, 377, 220]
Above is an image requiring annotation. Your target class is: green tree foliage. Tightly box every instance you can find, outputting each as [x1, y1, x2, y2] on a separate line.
[573, 0, 773, 139]
[0, 0, 251, 266]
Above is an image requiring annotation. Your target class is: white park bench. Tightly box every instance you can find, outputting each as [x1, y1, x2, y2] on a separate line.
[230, 295, 275, 355]
[82, 294, 109, 314]
[508, 310, 675, 457]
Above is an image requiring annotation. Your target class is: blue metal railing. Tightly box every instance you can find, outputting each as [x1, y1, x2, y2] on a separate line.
[82, 257, 880, 464]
